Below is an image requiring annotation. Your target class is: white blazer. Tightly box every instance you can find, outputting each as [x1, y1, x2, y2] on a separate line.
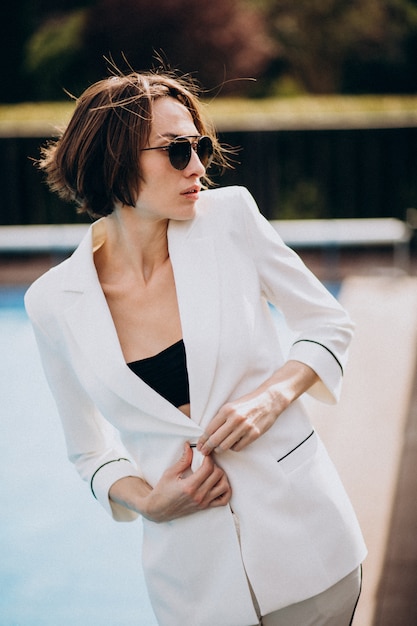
[25, 186, 366, 626]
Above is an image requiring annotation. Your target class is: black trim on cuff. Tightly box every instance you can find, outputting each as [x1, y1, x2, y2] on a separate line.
[90, 458, 131, 499]
[292, 339, 343, 375]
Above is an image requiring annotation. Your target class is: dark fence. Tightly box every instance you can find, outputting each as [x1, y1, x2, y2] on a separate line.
[1, 126, 416, 225]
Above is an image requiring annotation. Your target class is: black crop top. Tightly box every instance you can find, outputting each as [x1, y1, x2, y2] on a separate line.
[127, 340, 190, 408]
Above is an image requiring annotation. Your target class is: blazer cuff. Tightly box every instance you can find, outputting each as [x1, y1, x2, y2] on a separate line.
[91, 458, 142, 522]
[288, 339, 343, 404]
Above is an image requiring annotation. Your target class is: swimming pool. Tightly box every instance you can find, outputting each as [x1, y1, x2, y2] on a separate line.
[0, 287, 157, 626]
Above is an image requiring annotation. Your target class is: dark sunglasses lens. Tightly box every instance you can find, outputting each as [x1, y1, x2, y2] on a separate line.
[197, 136, 214, 167]
[168, 136, 214, 170]
[169, 139, 191, 170]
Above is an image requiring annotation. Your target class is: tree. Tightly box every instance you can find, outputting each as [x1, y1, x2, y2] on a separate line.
[25, 9, 89, 100]
[23, 0, 274, 99]
[80, 0, 275, 95]
[266, 0, 417, 93]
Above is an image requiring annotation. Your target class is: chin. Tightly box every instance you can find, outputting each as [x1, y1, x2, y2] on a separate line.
[171, 205, 197, 221]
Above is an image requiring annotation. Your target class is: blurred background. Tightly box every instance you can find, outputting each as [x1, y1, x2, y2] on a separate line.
[1, 0, 417, 226]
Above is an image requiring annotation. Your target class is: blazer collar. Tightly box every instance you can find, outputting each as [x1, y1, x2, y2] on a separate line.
[61, 216, 220, 429]
[168, 218, 220, 423]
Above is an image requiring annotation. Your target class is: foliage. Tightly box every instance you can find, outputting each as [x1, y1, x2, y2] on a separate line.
[81, 0, 275, 95]
[2, 0, 417, 102]
[3, 94, 417, 133]
[25, 9, 89, 99]
[20, 0, 275, 100]
[265, 0, 417, 94]
[276, 180, 328, 220]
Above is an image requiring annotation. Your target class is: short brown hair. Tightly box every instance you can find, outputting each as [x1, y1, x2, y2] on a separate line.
[37, 71, 229, 218]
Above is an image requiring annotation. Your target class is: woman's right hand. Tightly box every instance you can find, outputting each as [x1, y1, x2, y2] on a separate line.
[109, 443, 232, 523]
[143, 443, 232, 523]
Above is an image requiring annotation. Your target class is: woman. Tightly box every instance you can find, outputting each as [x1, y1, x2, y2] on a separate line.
[25, 70, 366, 626]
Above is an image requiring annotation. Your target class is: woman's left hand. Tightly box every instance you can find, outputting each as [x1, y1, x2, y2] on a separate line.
[197, 389, 281, 454]
[197, 360, 319, 455]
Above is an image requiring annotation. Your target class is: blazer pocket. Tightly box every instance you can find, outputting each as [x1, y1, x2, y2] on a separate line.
[277, 430, 317, 474]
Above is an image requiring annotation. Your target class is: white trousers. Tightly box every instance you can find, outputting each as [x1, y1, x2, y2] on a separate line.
[255, 566, 362, 626]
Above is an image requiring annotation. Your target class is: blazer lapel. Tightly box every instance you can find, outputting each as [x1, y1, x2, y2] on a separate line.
[168, 219, 220, 424]
[61, 224, 201, 435]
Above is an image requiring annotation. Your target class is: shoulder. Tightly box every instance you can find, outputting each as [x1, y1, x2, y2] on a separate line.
[25, 223, 94, 323]
[24, 259, 71, 323]
[197, 185, 256, 213]
[194, 185, 259, 230]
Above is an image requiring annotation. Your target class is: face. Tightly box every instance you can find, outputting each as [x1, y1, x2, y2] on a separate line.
[133, 97, 207, 222]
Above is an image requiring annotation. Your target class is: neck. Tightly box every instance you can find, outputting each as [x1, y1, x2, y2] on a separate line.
[95, 206, 170, 284]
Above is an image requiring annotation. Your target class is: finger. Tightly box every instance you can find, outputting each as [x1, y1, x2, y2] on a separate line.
[198, 437, 217, 455]
[198, 473, 232, 509]
[185, 454, 216, 486]
[180, 458, 232, 510]
[204, 490, 231, 509]
[170, 442, 193, 478]
[197, 410, 230, 450]
[198, 419, 239, 455]
[230, 435, 248, 452]
[213, 426, 248, 452]
[188, 458, 223, 493]
[215, 420, 260, 453]
[209, 416, 253, 453]
[207, 475, 232, 507]
[230, 425, 262, 451]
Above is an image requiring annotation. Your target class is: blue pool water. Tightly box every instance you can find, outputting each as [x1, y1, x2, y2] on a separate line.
[0, 288, 157, 626]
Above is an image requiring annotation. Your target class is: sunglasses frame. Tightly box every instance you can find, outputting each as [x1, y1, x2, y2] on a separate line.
[141, 135, 213, 171]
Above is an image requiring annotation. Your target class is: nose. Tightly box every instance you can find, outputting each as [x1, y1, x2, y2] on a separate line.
[185, 144, 206, 177]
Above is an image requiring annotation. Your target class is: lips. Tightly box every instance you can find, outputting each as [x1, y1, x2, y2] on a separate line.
[181, 185, 201, 196]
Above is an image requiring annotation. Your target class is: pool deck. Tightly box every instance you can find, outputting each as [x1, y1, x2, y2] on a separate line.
[2, 248, 417, 625]
[308, 272, 417, 626]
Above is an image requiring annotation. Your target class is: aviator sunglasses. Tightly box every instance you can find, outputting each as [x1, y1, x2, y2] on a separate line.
[141, 135, 214, 171]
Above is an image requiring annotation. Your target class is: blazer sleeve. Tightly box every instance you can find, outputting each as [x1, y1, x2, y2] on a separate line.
[239, 187, 354, 404]
[25, 289, 142, 522]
